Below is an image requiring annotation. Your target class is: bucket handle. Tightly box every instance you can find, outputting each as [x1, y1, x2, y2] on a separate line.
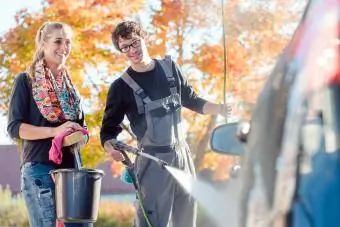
[49, 170, 56, 183]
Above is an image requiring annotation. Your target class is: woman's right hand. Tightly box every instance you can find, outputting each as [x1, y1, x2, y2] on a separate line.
[52, 121, 83, 137]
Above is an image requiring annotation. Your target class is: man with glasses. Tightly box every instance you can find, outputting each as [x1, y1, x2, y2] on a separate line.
[100, 20, 228, 227]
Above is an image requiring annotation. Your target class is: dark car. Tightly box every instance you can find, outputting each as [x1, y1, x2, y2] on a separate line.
[209, 0, 339, 226]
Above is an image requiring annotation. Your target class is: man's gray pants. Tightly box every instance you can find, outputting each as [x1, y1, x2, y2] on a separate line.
[133, 143, 197, 227]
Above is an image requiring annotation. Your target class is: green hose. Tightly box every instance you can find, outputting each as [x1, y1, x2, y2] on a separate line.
[136, 188, 153, 227]
[124, 163, 153, 227]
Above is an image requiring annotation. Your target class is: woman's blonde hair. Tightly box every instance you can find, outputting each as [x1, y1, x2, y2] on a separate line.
[28, 22, 72, 78]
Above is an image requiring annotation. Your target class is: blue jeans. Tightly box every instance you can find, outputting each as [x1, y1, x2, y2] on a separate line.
[21, 162, 93, 227]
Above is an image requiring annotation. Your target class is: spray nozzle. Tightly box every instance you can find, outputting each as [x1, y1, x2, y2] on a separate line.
[136, 151, 169, 169]
[158, 159, 168, 169]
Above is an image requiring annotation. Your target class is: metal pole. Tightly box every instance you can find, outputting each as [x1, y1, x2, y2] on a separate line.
[221, 0, 231, 124]
[221, 0, 227, 107]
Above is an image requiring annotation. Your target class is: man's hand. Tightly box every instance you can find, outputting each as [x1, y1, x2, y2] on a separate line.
[202, 102, 233, 116]
[219, 104, 233, 117]
[104, 140, 125, 162]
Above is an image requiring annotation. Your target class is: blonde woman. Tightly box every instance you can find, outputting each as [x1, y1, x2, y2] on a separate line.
[7, 22, 91, 227]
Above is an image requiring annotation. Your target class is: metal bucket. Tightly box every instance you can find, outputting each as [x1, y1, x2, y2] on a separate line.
[50, 168, 104, 223]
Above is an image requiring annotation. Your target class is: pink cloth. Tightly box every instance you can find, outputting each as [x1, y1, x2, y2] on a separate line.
[49, 128, 88, 164]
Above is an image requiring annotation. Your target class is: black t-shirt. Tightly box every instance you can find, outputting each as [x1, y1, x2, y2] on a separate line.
[100, 59, 207, 145]
[7, 73, 86, 168]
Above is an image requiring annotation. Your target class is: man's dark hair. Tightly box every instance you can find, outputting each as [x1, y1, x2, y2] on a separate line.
[111, 21, 147, 51]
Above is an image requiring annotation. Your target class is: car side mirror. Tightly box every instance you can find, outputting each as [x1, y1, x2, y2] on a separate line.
[210, 121, 250, 156]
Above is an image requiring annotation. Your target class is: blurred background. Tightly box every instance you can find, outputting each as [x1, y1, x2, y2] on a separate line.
[0, 0, 307, 226]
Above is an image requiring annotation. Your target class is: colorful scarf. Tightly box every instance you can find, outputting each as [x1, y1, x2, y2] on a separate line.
[32, 60, 81, 123]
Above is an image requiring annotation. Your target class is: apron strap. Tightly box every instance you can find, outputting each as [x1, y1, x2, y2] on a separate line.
[121, 72, 151, 114]
[159, 55, 177, 95]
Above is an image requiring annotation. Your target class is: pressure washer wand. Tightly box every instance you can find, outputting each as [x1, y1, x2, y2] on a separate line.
[138, 152, 168, 169]
[109, 139, 168, 168]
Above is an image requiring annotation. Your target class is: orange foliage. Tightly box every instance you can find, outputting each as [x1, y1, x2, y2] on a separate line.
[0, 0, 306, 178]
[110, 162, 125, 177]
[0, 0, 144, 168]
[150, 0, 306, 176]
[200, 152, 240, 180]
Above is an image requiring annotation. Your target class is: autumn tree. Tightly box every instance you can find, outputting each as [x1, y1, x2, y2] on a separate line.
[0, 0, 145, 167]
[198, 0, 306, 179]
[146, 0, 222, 172]
[0, 0, 307, 179]
[148, 0, 307, 179]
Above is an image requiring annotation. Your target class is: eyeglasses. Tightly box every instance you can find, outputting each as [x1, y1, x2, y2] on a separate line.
[120, 39, 141, 53]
